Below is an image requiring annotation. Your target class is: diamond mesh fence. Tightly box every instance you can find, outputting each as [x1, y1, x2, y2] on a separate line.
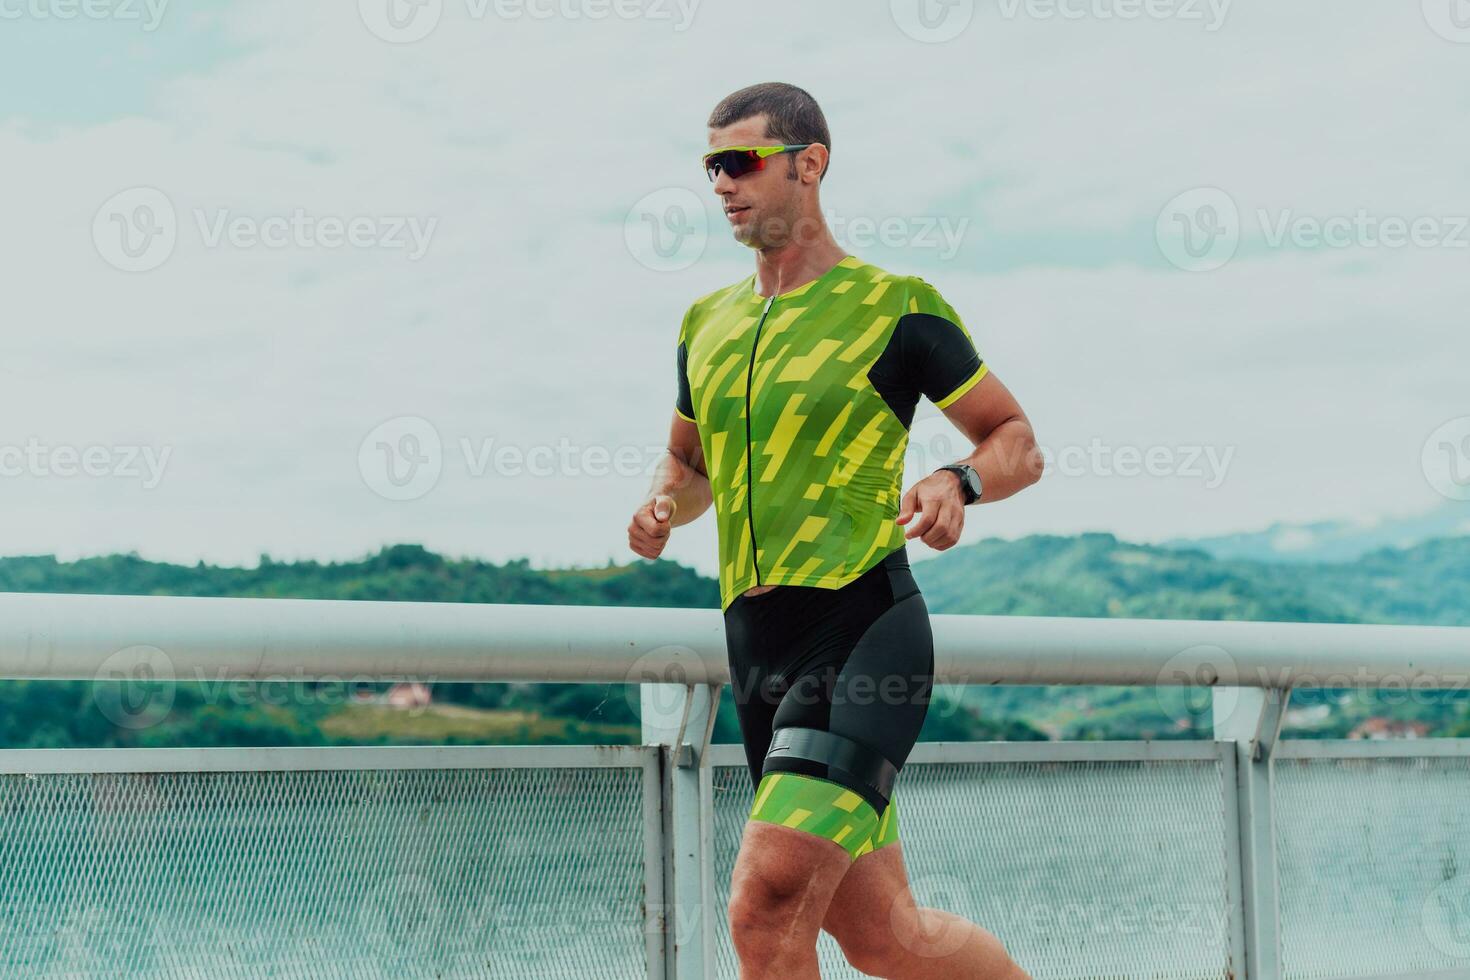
[1275, 752, 1470, 979]
[7, 741, 1468, 979]
[712, 749, 1236, 980]
[0, 758, 650, 979]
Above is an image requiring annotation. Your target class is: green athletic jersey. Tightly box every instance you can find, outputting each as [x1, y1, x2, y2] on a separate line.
[675, 255, 987, 612]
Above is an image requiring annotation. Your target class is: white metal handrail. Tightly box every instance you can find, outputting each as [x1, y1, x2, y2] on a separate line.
[1, 591, 1467, 687]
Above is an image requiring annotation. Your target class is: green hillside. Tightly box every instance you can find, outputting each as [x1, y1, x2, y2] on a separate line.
[915, 533, 1470, 739]
[914, 533, 1359, 622]
[0, 543, 718, 608]
[1, 534, 1467, 749]
[1266, 536, 1470, 627]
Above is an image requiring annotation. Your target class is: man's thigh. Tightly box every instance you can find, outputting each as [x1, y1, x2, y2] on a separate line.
[730, 819, 853, 924]
[822, 840, 915, 938]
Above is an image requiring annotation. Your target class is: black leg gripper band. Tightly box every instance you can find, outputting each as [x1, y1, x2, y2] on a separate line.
[763, 727, 898, 808]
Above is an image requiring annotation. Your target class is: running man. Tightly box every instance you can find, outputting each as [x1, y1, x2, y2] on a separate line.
[628, 82, 1042, 979]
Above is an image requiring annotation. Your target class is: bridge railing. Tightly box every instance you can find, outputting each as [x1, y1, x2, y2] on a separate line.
[0, 592, 1467, 980]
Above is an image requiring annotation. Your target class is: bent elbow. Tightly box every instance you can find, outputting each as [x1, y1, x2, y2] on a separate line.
[1021, 428, 1045, 487]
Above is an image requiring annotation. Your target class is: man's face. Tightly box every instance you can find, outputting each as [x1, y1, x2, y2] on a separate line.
[706, 115, 805, 249]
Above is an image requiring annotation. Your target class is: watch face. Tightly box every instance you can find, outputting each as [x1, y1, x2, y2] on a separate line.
[961, 466, 981, 501]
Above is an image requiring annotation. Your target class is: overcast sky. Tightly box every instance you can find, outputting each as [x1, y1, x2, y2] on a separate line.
[1, 0, 1468, 576]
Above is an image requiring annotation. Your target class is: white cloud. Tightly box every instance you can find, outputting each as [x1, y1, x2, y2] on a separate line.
[0, 0, 1466, 573]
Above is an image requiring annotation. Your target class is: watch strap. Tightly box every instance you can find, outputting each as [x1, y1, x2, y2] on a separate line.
[938, 464, 980, 504]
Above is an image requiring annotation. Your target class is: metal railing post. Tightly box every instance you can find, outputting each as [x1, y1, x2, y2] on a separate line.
[642, 682, 720, 979]
[1215, 686, 1290, 980]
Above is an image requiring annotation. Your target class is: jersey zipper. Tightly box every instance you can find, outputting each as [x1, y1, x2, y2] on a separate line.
[743, 293, 776, 586]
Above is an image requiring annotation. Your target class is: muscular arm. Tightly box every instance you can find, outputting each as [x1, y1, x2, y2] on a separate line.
[896, 371, 1042, 549]
[890, 292, 1044, 548]
[939, 371, 1044, 503]
[648, 413, 713, 528]
[630, 313, 717, 557]
[629, 412, 713, 559]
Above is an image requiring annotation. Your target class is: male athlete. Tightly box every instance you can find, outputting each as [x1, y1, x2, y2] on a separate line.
[628, 83, 1041, 979]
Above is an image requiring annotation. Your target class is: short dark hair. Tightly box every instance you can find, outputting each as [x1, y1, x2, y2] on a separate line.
[707, 82, 831, 180]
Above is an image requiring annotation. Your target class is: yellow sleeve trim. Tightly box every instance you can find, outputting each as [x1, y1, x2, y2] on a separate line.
[933, 362, 988, 409]
[674, 406, 697, 424]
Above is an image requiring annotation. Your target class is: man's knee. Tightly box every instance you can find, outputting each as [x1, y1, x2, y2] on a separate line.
[728, 871, 798, 928]
[728, 829, 844, 957]
[728, 869, 817, 960]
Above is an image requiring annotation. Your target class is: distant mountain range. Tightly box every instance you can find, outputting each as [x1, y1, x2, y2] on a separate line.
[914, 528, 1470, 626]
[1158, 499, 1470, 565]
[907, 530, 1470, 739]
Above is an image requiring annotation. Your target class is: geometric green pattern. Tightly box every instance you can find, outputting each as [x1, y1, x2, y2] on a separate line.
[747, 771, 902, 861]
[678, 256, 986, 611]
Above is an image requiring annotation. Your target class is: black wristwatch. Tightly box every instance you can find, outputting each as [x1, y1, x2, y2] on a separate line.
[937, 463, 982, 505]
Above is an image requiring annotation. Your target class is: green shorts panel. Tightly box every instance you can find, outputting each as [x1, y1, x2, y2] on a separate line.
[747, 771, 902, 860]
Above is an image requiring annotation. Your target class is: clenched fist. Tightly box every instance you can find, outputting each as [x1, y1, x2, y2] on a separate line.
[895, 470, 968, 551]
[628, 494, 678, 559]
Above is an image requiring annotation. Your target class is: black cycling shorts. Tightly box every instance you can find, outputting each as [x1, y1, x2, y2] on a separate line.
[721, 544, 934, 815]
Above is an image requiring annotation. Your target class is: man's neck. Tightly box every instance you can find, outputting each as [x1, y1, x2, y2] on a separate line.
[752, 233, 847, 299]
